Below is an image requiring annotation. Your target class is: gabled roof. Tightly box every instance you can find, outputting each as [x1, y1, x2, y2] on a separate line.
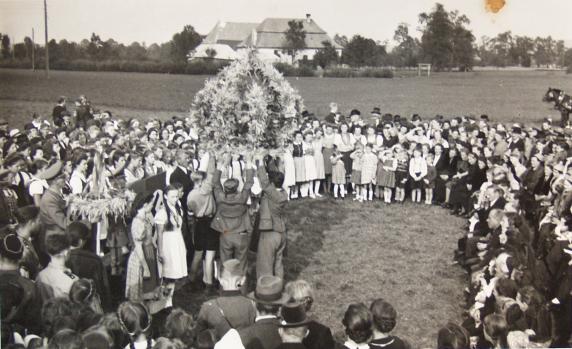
[237, 17, 343, 50]
[203, 21, 258, 48]
[191, 43, 239, 60]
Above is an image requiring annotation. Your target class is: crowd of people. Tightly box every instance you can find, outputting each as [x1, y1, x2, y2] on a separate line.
[0, 95, 571, 348]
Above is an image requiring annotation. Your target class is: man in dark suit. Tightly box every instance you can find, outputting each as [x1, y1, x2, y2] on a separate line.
[215, 275, 289, 349]
[168, 149, 195, 266]
[284, 280, 335, 349]
[52, 96, 68, 127]
[276, 301, 312, 349]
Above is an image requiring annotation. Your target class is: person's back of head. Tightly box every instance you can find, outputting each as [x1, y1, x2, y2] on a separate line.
[484, 314, 508, 349]
[195, 330, 216, 349]
[284, 280, 314, 311]
[48, 329, 83, 349]
[436, 322, 469, 349]
[164, 308, 195, 348]
[342, 303, 372, 344]
[117, 301, 152, 348]
[41, 298, 76, 340]
[45, 234, 70, 258]
[370, 299, 397, 334]
[268, 171, 285, 189]
[82, 327, 114, 349]
[153, 337, 184, 349]
[66, 222, 91, 249]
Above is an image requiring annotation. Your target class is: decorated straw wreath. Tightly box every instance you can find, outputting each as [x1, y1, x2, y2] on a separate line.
[190, 49, 304, 155]
[66, 151, 132, 222]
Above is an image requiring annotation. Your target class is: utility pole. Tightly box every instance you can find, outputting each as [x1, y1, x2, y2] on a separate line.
[32, 28, 35, 71]
[44, 0, 49, 77]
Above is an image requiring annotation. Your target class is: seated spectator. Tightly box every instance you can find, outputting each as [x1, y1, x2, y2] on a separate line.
[36, 234, 78, 301]
[285, 280, 334, 349]
[338, 303, 372, 349]
[163, 308, 195, 348]
[369, 299, 408, 349]
[436, 322, 470, 349]
[117, 301, 155, 349]
[41, 298, 78, 345]
[482, 314, 508, 349]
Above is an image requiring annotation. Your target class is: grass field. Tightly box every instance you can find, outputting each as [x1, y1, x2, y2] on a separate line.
[174, 198, 465, 349]
[2, 68, 569, 347]
[1, 68, 572, 129]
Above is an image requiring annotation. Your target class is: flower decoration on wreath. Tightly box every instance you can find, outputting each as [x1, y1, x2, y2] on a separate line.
[190, 49, 304, 155]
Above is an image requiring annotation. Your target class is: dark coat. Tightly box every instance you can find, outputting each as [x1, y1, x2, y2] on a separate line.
[196, 290, 256, 340]
[239, 317, 282, 349]
[258, 166, 288, 233]
[211, 169, 254, 234]
[303, 320, 335, 349]
[66, 248, 112, 311]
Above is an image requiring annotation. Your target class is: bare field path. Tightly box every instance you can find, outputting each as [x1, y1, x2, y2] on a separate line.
[2, 68, 572, 128]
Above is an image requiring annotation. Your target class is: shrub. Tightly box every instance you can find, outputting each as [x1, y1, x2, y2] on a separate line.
[323, 67, 394, 78]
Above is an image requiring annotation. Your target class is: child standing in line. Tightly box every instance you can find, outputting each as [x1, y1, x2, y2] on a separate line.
[377, 149, 397, 204]
[360, 143, 378, 201]
[350, 143, 364, 202]
[424, 152, 437, 205]
[394, 145, 409, 203]
[282, 142, 296, 200]
[330, 146, 346, 199]
[292, 132, 305, 199]
[409, 146, 427, 203]
[303, 131, 317, 199]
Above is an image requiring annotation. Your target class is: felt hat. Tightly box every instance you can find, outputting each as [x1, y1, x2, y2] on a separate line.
[279, 301, 311, 328]
[0, 233, 24, 261]
[350, 109, 361, 117]
[371, 107, 381, 116]
[221, 259, 242, 278]
[247, 275, 290, 305]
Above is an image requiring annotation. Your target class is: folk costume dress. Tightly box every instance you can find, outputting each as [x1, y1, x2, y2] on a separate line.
[126, 213, 160, 301]
[377, 157, 397, 188]
[293, 142, 306, 183]
[313, 139, 325, 180]
[303, 141, 317, 181]
[282, 149, 296, 189]
[331, 154, 346, 185]
[154, 203, 187, 279]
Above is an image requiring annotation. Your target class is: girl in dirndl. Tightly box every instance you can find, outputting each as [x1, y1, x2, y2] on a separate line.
[394, 145, 409, 203]
[303, 131, 317, 198]
[377, 149, 397, 204]
[292, 132, 305, 199]
[350, 143, 364, 202]
[282, 142, 296, 200]
[360, 143, 378, 201]
[322, 124, 336, 195]
[154, 185, 187, 305]
[330, 146, 346, 199]
[312, 128, 326, 197]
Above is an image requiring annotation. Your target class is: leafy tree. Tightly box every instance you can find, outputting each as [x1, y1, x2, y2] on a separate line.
[333, 34, 349, 48]
[512, 36, 534, 67]
[564, 48, 572, 69]
[23, 37, 33, 59]
[13, 43, 27, 59]
[313, 41, 338, 68]
[87, 33, 104, 59]
[342, 35, 386, 67]
[170, 25, 202, 62]
[450, 11, 474, 71]
[392, 23, 419, 67]
[1, 34, 11, 59]
[284, 20, 306, 64]
[126, 42, 147, 61]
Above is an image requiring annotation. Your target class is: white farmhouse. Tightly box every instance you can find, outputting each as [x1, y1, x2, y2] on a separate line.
[191, 14, 342, 63]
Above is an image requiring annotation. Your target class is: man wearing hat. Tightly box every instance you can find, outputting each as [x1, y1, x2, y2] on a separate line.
[216, 275, 289, 349]
[0, 232, 42, 334]
[211, 153, 254, 277]
[196, 259, 256, 340]
[276, 301, 311, 349]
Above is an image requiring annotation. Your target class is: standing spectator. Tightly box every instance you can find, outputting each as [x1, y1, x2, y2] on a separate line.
[36, 234, 78, 301]
[66, 221, 112, 311]
[256, 155, 288, 279]
[338, 303, 372, 349]
[196, 259, 256, 340]
[285, 280, 335, 349]
[52, 96, 68, 127]
[211, 153, 254, 277]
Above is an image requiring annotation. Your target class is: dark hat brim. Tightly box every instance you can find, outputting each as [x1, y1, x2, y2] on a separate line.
[279, 319, 312, 328]
[247, 291, 290, 305]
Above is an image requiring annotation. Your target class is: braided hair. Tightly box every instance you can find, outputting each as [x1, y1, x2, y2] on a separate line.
[117, 301, 153, 349]
[162, 185, 180, 232]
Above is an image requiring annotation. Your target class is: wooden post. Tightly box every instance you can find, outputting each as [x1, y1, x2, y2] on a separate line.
[44, 0, 49, 78]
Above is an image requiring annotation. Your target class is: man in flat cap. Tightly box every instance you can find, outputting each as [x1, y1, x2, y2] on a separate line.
[196, 259, 256, 340]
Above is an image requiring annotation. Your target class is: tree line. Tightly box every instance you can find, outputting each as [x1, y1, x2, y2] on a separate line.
[1, 3, 571, 74]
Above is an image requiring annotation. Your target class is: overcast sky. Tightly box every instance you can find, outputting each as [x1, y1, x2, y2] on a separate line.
[1, 0, 571, 46]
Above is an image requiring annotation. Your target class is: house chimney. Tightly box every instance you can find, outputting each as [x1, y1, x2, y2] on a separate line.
[306, 13, 311, 23]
